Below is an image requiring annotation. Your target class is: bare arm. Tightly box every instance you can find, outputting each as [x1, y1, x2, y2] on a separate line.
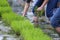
[22, 0, 32, 16]
[41, 0, 48, 8]
[23, 3, 30, 16]
[37, 0, 49, 11]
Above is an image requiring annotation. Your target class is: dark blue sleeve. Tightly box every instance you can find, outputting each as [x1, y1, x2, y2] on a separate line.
[46, 0, 57, 17]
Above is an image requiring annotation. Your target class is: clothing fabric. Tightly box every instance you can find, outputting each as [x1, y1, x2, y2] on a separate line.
[50, 8, 60, 28]
[26, 0, 32, 3]
[47, 0, 60, 28]
[46, 0, 58, 18]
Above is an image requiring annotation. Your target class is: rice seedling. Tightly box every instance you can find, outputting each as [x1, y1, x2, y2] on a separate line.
[0, 7, 12, 14]
[21, 28, 52, 40]
[11, 20, 34, 32]
[0, 0, 9, 7]
[2, 12, 25, 25]
[34, 6, 44, 17]
[11, 20, 52, 40]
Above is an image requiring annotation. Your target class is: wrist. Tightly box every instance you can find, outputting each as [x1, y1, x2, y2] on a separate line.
[41, 6, 44, 8]
[22, 12, 27, 16]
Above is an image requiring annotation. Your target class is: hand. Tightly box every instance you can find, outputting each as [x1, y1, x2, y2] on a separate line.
[21, 11, 25, 17]
[22, 13, 25, 17]
[22, 14, 25, 17]
[37, 7, 43, 11]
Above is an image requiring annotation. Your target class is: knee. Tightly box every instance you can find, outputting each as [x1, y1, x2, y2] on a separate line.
[50, 17, 60, 33]
[55, 27, 60, 33]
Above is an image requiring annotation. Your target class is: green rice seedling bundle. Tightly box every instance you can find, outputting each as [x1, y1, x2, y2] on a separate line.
[0, 7, 12, 14]
[2, 13, 25, 25]
[2, 13, 15, 25]
[21, 28, 52, 40]
[15, 14, 25, 21]
[34, 6, 44, 17]
[11, 21, 21, 34]
[1, 0, 8, 1]
[11, 20, 52, 40]
[11, 20, 34, 33]
[0, 0, 9, 7]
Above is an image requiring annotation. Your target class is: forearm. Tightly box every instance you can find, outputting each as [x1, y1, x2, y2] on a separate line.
[23, 3, 30, 15]
[40, 0, 48, 8]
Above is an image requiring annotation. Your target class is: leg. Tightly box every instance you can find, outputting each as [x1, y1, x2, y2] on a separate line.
[50, 8, 60, 35]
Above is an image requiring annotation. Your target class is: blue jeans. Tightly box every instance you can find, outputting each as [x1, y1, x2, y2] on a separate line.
[32, 0, 44, 16]
[50, 8, 60, 28]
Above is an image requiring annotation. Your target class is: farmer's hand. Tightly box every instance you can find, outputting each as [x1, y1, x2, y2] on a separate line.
[22, 12, 26, 17]
[37, 6, 43, 11]
[22, 14, 25, 17]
